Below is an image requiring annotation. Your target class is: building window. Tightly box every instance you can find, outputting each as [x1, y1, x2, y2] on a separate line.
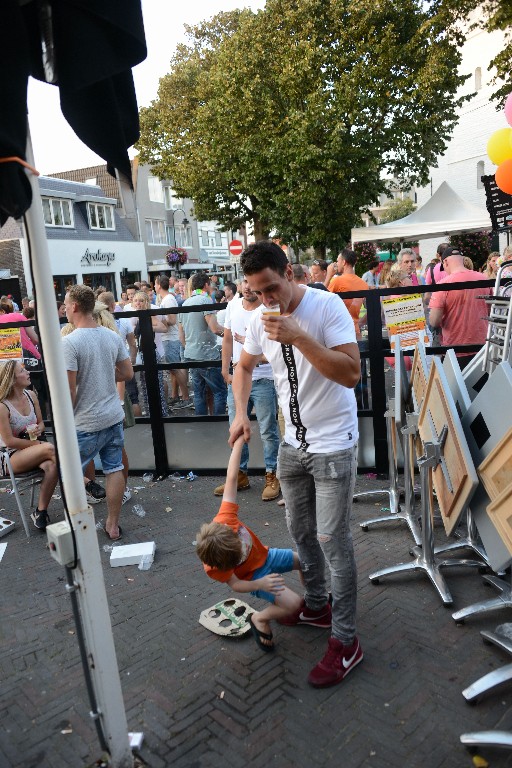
[53, 274, 76, 301]
[214, 232, 222, 247]
[475, 67, 482, 91]
[176, 227, 192, 248]
[42, 197, 73, 227]
[201, 229, 209, 247]
[477, 160, 484, 189]
[82, 272, 115, 295]
[88, 203, 114, 230]
[146, 219, 167, 245]
[148, 176, 164, 203]
[163, 186, 183, 210]
[165, 225, 192, 248]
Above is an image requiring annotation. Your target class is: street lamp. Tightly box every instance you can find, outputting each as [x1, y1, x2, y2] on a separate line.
[169, 207, 189, 246]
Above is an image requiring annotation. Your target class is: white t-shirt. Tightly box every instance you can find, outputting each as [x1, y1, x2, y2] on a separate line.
[159, 293, 179, 343]
[129, 304, 164, 357]
[225, 300, 273, 381]
[244, 287, 358, 453]
[114, 316, 133, 343]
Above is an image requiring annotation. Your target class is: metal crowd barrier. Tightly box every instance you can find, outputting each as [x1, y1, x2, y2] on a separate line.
[15, 277, 495, 476]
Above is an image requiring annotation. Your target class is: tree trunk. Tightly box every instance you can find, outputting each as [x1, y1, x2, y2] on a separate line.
[313, 245, 326, 259]
[253, 214, 269, 241]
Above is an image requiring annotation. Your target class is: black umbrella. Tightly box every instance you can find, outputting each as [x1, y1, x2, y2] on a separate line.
[0, 0, 147, 225]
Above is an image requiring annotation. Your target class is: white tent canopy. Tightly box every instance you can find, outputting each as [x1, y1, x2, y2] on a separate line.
[351, 181, 492, 244]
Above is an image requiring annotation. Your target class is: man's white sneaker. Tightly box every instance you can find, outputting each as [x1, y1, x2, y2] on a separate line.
[122, 487, 132, 505]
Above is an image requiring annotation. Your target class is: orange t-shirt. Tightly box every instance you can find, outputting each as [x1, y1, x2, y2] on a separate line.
[328, 273, 369, 337]
[203, 500, 268, 583]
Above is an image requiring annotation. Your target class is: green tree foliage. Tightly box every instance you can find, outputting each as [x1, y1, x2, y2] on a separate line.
[431, 0, 511, 103]
[137, 0, 469, 250]
[377, 198, 418, 253]
[450, 231, 493, 269]
[379, 198, 416, 224]
[353, 241, 378, 277]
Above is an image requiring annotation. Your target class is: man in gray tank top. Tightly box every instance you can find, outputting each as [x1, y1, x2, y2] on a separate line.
[63, 285, 133, 541]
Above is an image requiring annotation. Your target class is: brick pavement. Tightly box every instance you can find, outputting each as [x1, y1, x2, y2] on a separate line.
[2, 472, 512, 768]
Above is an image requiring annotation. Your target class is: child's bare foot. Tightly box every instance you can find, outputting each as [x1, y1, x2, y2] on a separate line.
[249, 614, 274, 652]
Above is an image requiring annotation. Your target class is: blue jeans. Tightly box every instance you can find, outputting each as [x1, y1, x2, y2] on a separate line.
[227, 378, 279, 472]
[76, 421, 124, 474]
[162, 339, 182, 364]
[186, 360, 227, 416]
[278, 442, 358, 644]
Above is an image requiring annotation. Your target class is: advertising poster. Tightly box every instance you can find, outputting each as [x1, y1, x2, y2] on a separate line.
[382, 294, 430, 351]
[0, 327, 23, 360]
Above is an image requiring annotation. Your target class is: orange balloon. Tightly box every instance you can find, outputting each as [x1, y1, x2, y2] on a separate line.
[495, 159, 512, 195]
[487, 128, 512, 165]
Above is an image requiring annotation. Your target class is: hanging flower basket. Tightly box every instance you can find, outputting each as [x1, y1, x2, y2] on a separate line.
[165, 246, 188, 266]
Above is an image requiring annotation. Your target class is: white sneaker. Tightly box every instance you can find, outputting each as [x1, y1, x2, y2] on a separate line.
[122, 487, 132, 505]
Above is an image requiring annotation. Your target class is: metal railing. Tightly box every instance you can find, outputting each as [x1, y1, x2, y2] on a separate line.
[13, 277, 496, 476]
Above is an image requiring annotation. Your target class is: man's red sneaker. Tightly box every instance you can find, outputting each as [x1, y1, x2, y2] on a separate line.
[308, 636, 363, 688]
[278, 599, 332, 628]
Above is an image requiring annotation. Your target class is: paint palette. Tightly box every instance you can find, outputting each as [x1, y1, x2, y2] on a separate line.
[199, 598, 253, 637]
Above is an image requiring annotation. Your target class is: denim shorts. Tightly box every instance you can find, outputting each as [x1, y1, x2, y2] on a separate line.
[76, 421, 124, 474]
[250, 547, 294, 603]
[162, 339, 182, 364]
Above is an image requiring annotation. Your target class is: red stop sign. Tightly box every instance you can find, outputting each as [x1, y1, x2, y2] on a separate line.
[229, 239, 244, 257]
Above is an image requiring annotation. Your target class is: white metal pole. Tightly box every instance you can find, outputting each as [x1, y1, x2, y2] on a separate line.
[24, 129, 133, 768]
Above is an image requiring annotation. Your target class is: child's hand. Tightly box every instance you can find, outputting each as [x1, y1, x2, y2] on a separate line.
[259, 573, 285, 594]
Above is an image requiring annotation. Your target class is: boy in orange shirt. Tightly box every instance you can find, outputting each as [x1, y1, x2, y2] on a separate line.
[196, 435, 303, 652]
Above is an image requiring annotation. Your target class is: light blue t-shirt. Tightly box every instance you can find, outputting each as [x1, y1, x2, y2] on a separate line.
[178, 294, 220, 361]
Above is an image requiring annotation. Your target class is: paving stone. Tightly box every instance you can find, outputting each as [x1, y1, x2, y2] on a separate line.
[3, 474, 512, 767]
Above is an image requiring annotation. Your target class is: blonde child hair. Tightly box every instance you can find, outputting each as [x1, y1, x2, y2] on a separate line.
[196, 522, 242, 571]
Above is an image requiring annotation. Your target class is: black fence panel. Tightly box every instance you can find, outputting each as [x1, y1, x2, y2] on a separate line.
[14, 278, 496, 475]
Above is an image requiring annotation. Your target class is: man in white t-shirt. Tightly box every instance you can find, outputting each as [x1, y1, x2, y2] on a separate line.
[213, 278, 280, 501]
[230, 241, 362, 688]
[155, 275, 191, 408]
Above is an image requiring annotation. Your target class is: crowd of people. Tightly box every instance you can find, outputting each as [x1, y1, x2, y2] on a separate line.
[0, 238, 510, 685]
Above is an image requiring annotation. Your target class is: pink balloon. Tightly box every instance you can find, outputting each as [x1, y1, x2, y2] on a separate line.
[506, 92, 512, 128]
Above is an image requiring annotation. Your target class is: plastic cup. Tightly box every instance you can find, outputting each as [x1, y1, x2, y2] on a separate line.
[26, 424, 38, 441]
[262, 305, 280, 316]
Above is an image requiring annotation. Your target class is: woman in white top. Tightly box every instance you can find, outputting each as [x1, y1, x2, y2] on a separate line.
[130, 291, 168, 416]
[0, 360, 58, 531]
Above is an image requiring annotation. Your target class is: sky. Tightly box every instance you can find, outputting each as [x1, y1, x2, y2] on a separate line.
[27, 0, 266, 175]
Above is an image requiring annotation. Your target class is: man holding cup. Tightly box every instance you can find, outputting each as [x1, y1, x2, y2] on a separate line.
[229, 241, 362, 688]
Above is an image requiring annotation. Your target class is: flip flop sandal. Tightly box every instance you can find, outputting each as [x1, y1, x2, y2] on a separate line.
[249, 614, 274, 653]
[103, 525, 123, 541]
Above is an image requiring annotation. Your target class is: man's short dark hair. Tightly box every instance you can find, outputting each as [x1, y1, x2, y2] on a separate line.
[436, 242, 449, 257]
[341, 248, 357, 267]
[157, 275, 170, 291]
[126, 284, 137, 292]
[191, 272, 210, 291]
[224, 281, 237, 295]
[369, 260, 380, 270]
[240, 241, 289, 277]
[292, 263, 306, 280]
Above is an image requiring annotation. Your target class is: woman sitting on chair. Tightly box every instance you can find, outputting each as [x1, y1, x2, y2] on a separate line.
[0, 360, 58, 531]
